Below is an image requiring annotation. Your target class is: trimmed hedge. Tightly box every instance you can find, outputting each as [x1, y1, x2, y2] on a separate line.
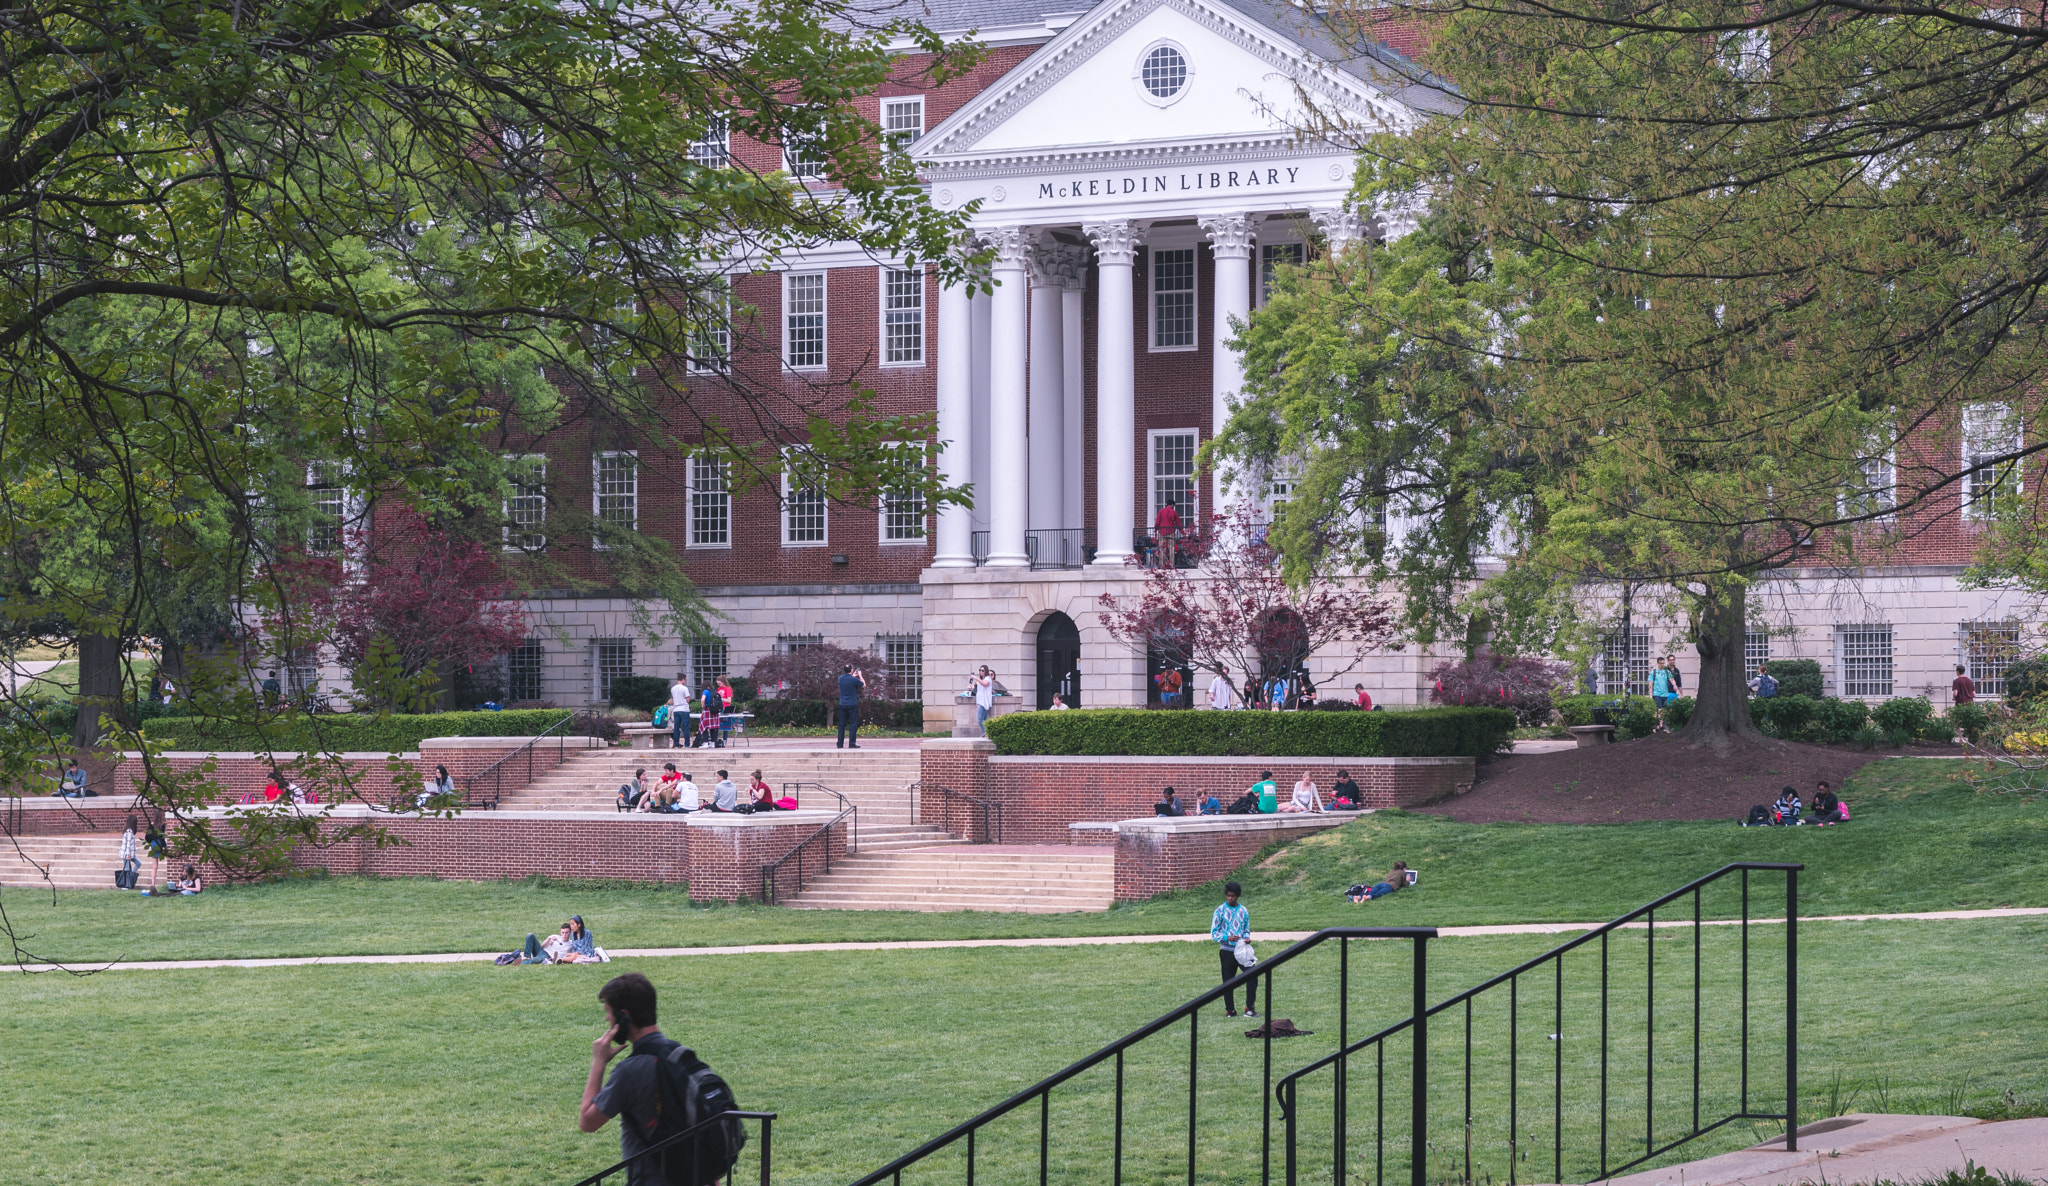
[748, 699, 925, 730]
[982, 707, 1515, 759]
[140, 708, 577, 753]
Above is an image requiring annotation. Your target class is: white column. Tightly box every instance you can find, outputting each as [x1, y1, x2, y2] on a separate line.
[985, 226, 1033, 567]
[933, 251, 978, 568]
[1027, 240, 1067, 539]
[1061, 276, 1086, 533]
[1312, 207, 1369, 257]
[1086, 220, 1141, 565]
[1200, 212, 1256, 521]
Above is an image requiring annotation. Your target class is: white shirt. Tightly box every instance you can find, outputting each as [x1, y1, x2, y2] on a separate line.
[678, 780, 699, 810]
[974, 676, 994, 709]
[670, 681, 692, 708]
[1208, 675, 1233, 710]
[1292, 781, 1322, 812]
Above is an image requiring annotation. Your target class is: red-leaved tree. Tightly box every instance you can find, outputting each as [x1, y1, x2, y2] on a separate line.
[1097, 508, 1400, 691]
[1427, 649, 1573, 726]
[268, 505, 529, 708]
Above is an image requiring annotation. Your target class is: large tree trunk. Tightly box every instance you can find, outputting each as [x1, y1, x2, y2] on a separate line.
[1678, 581, 1760, 748]
[72, 632, 128, 749]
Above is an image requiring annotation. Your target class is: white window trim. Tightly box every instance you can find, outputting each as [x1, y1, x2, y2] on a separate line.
[1962, 402, 2023, 520]
[592, 450, 639, 548]
[881, 96, 924, 156]
[780, 115, 828, 182]
[1258, 240, 1305, 309]
[1835, 622, 1895, 700]
[688, 453, 732, 550]
[1148, 244, 1199, 353]
[687, 115, 730, 169]
[685, 278, 731, 375]
[1148, 427, 1201, 526]
[878, 265, 925, 368]
[503, 453, 548, 551]
[1839, 443, 1897, 521]
[783, 271, 828, 372]
[1132, 39, 1195, 108]
[879, 447, 928, 545]
[780, 455, 829, 548]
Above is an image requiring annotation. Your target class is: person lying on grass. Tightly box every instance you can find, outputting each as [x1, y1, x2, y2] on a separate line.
[1347, 862, 1410, 903]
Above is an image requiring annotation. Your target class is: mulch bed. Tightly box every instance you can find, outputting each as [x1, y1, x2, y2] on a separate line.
[1419, 734, 1908, 825]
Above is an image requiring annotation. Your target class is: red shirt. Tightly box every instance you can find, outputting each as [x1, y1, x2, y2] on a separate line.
[1953, 675, 1976, 704]
[263, 782, 282, 802]
[1155, 503, 1181, 535]
[1356, 689, 1373, 710]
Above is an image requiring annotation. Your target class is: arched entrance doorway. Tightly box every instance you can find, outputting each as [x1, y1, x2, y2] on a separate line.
[1036, 613, 1081, 710]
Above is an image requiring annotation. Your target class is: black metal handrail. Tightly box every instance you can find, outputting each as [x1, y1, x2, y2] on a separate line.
[570, 1109, 776, 1186]
[848, 927, 1439, 1186]
[456, 712, 580, 810]
[759, 786, 856, 905]
[778, 781, 859, 850]
[925, 782, 1000, 843]
[1275, 862, 1802, 1185]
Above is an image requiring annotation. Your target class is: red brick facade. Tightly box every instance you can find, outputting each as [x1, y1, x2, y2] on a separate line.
[111, 737, 591, 806]
[1108, 817, 1353, 901]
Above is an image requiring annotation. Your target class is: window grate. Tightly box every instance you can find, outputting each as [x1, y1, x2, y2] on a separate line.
[1151, 431, 1198, 526]
[785, 273, 826, 369]
[1963, 621, 2021, 697]
[884, 638, 923, 702]
[506, 640, 544, 703]
[883, 268, 924, 364]
[1152, 248, 1196, 348]
[690, 455, 729, 546]
[1744, 630, 1772, 673]
[596, 639, 634, 702]
[1602, 629, 1652, 696]
[1838, 624, 1893, 698]
[691, 641, 728, 694]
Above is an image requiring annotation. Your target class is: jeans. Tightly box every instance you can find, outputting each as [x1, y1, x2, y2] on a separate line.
[837, 704, 861, 747]
[976, 703, 992, 734]
[122, 856, 140, 877]
[1219, 946, 1257, 1014]
[671, 712, 690, 747]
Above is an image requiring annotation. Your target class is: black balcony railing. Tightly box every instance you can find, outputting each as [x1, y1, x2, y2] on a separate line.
[968, 529, 1089, 569]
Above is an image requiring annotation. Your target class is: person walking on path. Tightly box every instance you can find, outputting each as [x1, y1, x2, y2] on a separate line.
[836, 664, 865, 748]
[1211, 881, 1258, 1018]
[1953, 664, 1977, 705]
[667, 674, 692, 749]
[1650, 657, 1675, 731]
[1206, 670, 1234, 710]
[1665, 655, 1683, 696]
[972, 665, 996, 735]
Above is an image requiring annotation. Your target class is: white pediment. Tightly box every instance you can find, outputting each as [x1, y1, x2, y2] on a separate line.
[919, 0, 1417, 168]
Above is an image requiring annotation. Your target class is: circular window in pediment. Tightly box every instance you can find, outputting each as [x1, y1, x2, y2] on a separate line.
[1136, 42, 1192, 106]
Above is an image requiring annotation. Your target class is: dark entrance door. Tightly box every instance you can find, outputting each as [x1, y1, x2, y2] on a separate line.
[1036, 612, 1081, 710]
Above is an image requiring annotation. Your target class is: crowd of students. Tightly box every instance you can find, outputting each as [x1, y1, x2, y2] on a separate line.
[614, 766, 797, 814]
[1153, 769, 1371, 818]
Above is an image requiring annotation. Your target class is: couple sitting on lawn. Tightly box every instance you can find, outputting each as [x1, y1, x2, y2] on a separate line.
[499, 915, 605, 965]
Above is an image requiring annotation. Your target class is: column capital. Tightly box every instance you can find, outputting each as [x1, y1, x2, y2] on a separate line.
[984, 225, 1034, 271]
[1028, 238, 1089, 290]
[1312, 207, 1370, 250]
[1084, 219, 1143, 267]
[1198, 212, 1257, 259]
[1373, 194, 1424, 242]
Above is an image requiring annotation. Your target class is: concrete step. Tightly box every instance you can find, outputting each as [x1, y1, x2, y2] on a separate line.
[785, 846, 1114, 913]
[497, 747, 922, 817]
[2, 835, 131, 889]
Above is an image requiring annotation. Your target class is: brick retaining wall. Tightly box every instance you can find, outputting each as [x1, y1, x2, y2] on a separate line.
[110, 736, 596, 806]
[1095, 816, 1355, 901]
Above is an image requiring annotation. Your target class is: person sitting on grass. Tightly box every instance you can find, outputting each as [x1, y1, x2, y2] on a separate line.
[565, 916, 599, 962]
[1809, 780, 1847, 825]
[540, 924, 576, 962]
[1348, 861, 1410, 903]
[1279, 773, 1323, 814]
[1772, 786, 1803, 826]
[170, 864, 204, 895]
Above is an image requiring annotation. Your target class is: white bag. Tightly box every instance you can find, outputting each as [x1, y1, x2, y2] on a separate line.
[1234, 939, 1258, 969]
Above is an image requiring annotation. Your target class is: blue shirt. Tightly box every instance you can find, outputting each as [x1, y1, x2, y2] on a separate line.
[1651, 668, 1673, 696]
[1211, 902, 1249, 948]
[837, 672, 863, 706]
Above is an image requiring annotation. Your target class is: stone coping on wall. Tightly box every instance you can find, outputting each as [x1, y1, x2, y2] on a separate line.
[992, 754, 1471, 768]
[1070, 813, 1365, 838]
[119, 735, 602, 759]
[172, 804, 841, 826]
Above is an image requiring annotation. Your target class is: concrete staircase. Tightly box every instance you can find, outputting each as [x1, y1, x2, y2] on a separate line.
[3, 834, 129, 889]
[785, 846, 1114, 913]
[493, 746, 955, 851]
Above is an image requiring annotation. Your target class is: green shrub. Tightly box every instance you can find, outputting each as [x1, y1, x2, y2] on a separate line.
[1761, 659, 1825, 699]
[750, 699, 829, 728]
[1313, 699, 1361, 712]
[1872, 696, 1934, 737]
[982, 706, 1517, 759]
[608, 675, 671, 712]
[1852, 721, 1882, 750]
[1916, 712, 1957, 743]
[1951, 702, 1992, 743]
[1883, 726, 1913, 748]
[726, 676, 759, 704]
[1754, 694, 1818, 741]
[141, 708, 579, 752]
[1618, 698, 1659, 739]
[1809, 697, 1870, 743]
[2002, 656, 2048, 704]
[1663, 696, 1695, 730]
[1553, 694, 1655, 728]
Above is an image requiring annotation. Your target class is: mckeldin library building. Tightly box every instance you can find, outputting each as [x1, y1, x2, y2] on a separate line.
[311, 0, 2037, 719]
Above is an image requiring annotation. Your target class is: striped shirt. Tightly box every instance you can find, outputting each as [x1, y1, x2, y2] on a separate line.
[1211, 902, 1249, 948]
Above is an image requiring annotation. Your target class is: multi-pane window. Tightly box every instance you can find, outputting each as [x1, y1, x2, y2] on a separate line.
[1140, 45, 1189, 99]
[882, 98, 924, 155]
[596, 639, 634, 702]
[1963, 620, 2022, 697]
[505, 454, 547, 550]
[1838, 624, 1894, 698]
[1151, 247, 1197, 349]
[882, 483, 926, 542]
[306, 461, 346, 555]
[1842, 444, 1896, 519]
[593, 452, 637, 538]
[506, 640, 544, 703]
[882, 268, 924, 364]
[784, 272, 826, 370]
[1745, 630, 1772, 673]
[686, 278, 730, 374]
[779, 634, 822, 652]
[689, 455, 730, 547]
[1602, 628, 1652, 696]
[782, 463, 827, 546]
[687, 115, 729, 169]
[782, 122, 828, 180]
[691, 640, 729, 694]
[883, 638, 923, 702]
[1962, 403, 2022, 519]
[1260, 243, 1304, 306]
[1150, 430, 1199, 526]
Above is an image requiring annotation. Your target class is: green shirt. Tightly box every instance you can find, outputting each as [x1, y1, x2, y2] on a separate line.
[1254, 781, 1277, 813]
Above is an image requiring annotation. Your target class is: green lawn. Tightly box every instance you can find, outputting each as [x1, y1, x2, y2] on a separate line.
[6, 758, 2041, 965]
[1, 917, 2042, 1186]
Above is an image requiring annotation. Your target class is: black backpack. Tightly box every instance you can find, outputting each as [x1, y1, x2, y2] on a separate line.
[626, 1040, 746, 1186]
[1742, 804, 1771, 827]
[1225, 792, 1259, 815]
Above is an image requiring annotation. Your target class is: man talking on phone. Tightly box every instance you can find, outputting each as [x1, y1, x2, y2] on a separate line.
[579, 973, 743, 1185]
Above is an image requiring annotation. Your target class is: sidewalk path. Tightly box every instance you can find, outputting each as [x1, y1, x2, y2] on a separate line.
[21, 906, 2046, 973]
[1610, 1112, 2048, 1186]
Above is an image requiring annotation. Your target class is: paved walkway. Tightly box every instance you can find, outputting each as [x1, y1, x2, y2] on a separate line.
[22, 906, 2046, 973]
[1613, 1112, 2048, 1186]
